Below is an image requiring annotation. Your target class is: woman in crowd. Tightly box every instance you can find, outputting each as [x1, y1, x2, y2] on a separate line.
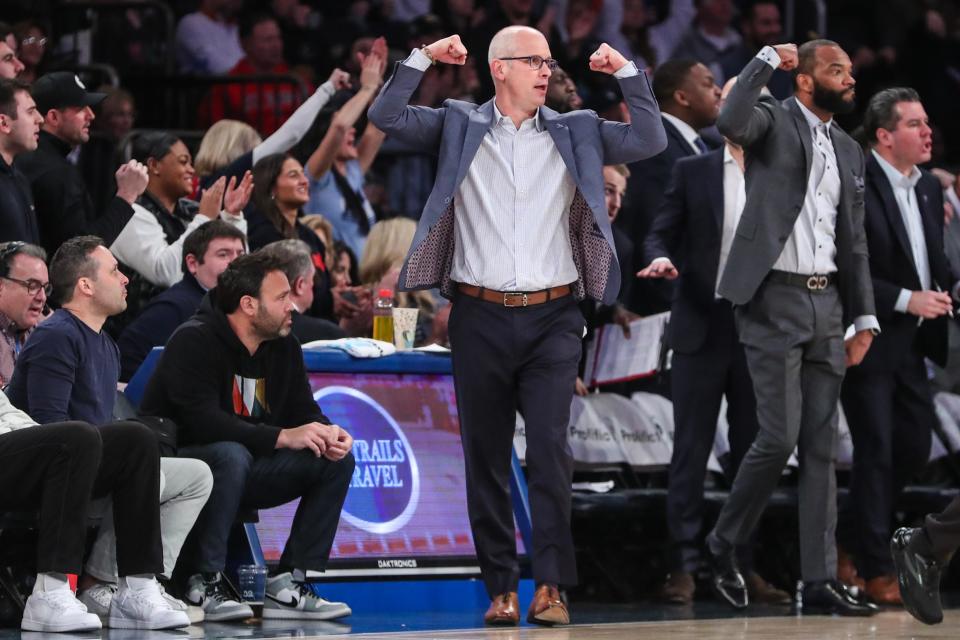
[304, 38, 387, 259]
[248, 153, 368, 323]
[359, 218, 440, 346]
[13, 19, 48, 84]
[301, 213, 335, 268]
[193, 67, 351, 189]
[108, 132, 252, 328]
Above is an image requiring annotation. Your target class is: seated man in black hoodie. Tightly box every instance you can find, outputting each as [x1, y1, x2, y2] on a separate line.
[140, 250, 355, 621]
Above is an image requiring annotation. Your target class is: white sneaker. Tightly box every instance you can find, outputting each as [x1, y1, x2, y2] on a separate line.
[158, 582, 204, 624]
[184, 573, 253, 622]
[263, 572, 351, 620]
[21, 586, 102, 632]
[108, 577, 190, 630]
[77, 582, 117, 624]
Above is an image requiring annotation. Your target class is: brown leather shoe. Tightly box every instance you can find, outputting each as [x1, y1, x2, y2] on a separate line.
[484, 592, 519, 625]
[865, 574, 903, 606]
[838, 547, 866, 591]
[527, 583, 570, 626]
[745, 571, 792, 605]
[659, 572, 695, 604]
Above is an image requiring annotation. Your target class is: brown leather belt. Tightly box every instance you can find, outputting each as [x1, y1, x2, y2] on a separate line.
[457, 283, 571, 307]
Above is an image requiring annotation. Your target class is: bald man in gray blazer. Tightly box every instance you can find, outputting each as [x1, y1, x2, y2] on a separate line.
[704, 40, 878, 616]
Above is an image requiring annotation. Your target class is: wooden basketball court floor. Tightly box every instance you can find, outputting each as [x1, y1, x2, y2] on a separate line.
[7, 607, 958, 639]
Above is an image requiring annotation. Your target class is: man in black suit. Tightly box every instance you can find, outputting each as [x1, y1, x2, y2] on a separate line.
[838, 88, 958, 606]
[637, 78, 789, 606]
[620, 58, 720, 316]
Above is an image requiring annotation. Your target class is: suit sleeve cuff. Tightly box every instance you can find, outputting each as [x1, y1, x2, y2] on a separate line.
[952, 281, 960, 302]
[894, 289, 912, 313]
[853, 315, 881, 335]
[614, 61, 639, 79]
[756, 46, 780, 69]
[404, 48, 432, 72]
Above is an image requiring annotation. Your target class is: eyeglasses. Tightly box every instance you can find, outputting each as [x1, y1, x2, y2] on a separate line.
[498, 55, 558, 71]
[21, 36, 47, 48]
[1, 275, 51, 297]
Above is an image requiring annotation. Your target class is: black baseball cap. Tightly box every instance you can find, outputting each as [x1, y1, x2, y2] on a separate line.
[31, 72, 106, 113]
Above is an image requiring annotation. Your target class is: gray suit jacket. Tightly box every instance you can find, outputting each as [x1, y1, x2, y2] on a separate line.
[716, 56, 875, 327]
[368, 61, 667, 305]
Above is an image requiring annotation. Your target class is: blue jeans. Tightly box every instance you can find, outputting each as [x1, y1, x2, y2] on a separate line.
[176, 441, 354, 574]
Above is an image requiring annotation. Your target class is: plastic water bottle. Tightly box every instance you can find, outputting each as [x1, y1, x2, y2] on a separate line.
[372, 288, 395, 343]
[237, 564, 267, 603]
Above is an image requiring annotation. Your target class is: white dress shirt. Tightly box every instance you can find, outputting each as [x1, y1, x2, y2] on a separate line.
[717, 145, 746, 296]
[403, 48, 638, 291]
[872, 151, 933, 313]
[770, 99, 841, 275]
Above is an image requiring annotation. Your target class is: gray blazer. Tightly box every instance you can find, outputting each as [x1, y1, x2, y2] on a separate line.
[716, 56, 875, 327]
[368, 61, 667, 305]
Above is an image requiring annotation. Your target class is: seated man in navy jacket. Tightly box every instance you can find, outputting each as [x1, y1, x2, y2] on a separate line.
[140, 251, 355, 621]
[117, 220, 246, 381]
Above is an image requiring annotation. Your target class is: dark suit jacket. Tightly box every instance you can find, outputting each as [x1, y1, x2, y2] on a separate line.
[858, 154, 955, 372]
[716, 56, 875, 327]
[621, 117, 698, 315]
[643, 149, 727, 353]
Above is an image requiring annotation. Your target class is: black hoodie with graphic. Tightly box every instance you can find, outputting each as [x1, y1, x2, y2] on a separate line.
[140, 292, 329, 455]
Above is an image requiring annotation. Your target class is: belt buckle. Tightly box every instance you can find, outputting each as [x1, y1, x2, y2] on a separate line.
[806, 275, 828, 291]
[503, 292, 528, 307]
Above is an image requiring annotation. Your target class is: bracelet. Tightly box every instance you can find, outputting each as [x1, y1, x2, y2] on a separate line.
[420, 46, 437, 66]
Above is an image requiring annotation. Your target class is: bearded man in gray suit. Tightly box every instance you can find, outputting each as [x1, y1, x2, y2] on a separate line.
[704, 40, 879, 616]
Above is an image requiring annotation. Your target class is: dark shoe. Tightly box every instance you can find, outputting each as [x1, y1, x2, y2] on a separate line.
[800, 580, 877, 616]
[837, 546, 865, 591]
[659, 572, 695, 605]
[864, 574, 902, 606]
[891, 527, 943, 625]
[526, 584, 569, 626]
[483, 592, 519, 626]
[745, 572, 791, 605]
[708, 546, 747, 609]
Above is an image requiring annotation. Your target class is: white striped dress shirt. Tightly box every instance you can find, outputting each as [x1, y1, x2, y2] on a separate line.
[450, 102, 578, 291]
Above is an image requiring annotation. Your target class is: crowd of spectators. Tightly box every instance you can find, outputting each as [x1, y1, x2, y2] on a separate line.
[0, 0, 957, 631]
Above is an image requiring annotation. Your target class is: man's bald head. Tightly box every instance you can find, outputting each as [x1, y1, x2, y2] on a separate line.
[488, 25, 545, 63]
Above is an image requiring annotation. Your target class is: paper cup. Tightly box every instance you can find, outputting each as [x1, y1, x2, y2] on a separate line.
[392, 307, 419, 350]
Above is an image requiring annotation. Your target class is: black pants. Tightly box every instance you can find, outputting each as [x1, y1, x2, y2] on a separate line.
[667, 300, 759, 573]
[839, 354, 934, 578]
[176, 442, 355, 574]
[0, 420, 162, 576]
[449, 293, 583, 598]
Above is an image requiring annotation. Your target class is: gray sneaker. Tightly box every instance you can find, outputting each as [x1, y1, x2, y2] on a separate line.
[78, 582, 117, 624]
[184, 573, 252, 622]
[263, 572, 351, 620]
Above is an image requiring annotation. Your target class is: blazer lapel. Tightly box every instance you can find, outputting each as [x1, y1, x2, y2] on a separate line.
[542, 108, 581, 187]
[867, 155, 916, 266]
[785, 98, 813, 184]
[454, 100, 495, 188]
[917, 178, 946, 287]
